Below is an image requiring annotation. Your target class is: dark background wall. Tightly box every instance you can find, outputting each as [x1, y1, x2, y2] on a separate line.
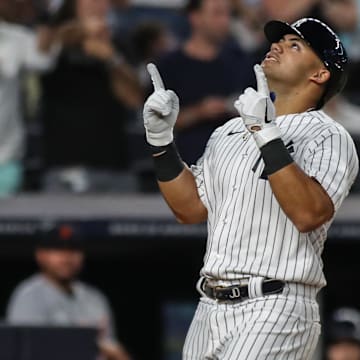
[0, 236, 206, 360]
[0, 235, 359, 360]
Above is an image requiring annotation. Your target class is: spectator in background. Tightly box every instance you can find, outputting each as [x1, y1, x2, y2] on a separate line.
[320, 0, 360, 137]
[156, 0, 254, 165]
[230, 0, 267, 55]
[323, 95, 360, 136]
[131, 22, 176, 87]
[0, 0, 61, 196]
[261, 0, 319, 23]
[229, 0, 320, 63]
[40, 0, 143, 192]
[6, 225, 131, 360]
[327, 338, 360, 360]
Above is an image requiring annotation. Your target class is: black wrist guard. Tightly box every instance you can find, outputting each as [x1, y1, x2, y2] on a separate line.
[260, 138, 294, 176]
[149, 142, 185, 182]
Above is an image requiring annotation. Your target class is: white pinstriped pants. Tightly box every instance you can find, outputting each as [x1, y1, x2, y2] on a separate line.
[183, 281, 321, 360]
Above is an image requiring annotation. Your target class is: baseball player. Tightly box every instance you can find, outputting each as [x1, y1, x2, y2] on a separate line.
[143, 18, 359, 359]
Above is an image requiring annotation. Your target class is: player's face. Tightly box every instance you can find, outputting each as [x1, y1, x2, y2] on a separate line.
[327, 343, 360, 360]
[76, 0, 110, 20]
[36, 249, 84, 283]
[192, 0, 231, 44]
[261, 34, 326, 88]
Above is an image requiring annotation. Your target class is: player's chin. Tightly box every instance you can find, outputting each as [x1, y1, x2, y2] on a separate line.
[261, 59, 280, 75]
[261, 58, 279, 67]
[260, 60, 272, 73]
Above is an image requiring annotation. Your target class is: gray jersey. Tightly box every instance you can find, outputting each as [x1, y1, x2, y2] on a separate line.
[192, 110, 359, 288]
[6, 274, 116, 341]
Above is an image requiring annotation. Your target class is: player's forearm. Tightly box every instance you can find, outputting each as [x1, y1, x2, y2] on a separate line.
[144, 64, 208, 224]
[151, 144, 207, 224]
[268, 162, 334, 232]
[158, 166, 207, 224]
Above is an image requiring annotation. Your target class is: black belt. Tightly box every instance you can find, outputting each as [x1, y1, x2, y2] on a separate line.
[202, 279, 285, 302]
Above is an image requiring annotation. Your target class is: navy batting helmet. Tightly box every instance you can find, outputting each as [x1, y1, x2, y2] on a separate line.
[264, 18, 348, 109]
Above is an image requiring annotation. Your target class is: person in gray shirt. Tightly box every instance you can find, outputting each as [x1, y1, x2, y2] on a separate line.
[6, 224, 130, 360]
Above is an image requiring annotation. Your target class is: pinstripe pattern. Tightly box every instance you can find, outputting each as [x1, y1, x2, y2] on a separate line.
[183, 285, 321, 359]
[184, 110, 358, 359]
[191, 110, 359, 287]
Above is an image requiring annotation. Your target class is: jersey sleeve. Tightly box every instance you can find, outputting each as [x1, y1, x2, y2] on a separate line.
[302, 130, 359, 212]
[6, 286, 48, 324]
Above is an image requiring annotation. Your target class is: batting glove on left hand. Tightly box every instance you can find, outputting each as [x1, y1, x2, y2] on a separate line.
[234, 64, 281, 148]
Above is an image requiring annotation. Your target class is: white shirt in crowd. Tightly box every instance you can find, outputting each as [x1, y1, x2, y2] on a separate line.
[0, 21, 59, 164]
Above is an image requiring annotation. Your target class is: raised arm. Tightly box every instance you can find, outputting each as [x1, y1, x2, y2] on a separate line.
[235, 65, 334, 233]
[143, 64, 207, 224]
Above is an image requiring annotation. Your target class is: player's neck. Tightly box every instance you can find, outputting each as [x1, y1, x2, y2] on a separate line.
[273, 88, 318, 116]
[270, 80, 321, 116]
[275, 98, 312, 116]
[184, 34, 220, 61]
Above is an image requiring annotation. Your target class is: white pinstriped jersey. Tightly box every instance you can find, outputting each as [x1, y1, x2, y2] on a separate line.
[191, 110, 359, 288]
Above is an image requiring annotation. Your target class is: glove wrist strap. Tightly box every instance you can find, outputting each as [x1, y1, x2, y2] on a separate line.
[146, 130, 174, 147]
[253, 125, 281, 148]
[148, 142, 185, 182]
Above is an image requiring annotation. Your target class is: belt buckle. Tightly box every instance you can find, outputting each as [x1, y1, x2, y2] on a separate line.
[228, 285, 242, 300]
[205, 279, 248, 302]
[213, 286, 223, 302]
[213, 285, 243, 302]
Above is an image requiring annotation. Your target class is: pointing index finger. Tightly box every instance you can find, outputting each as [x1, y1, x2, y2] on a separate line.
[147, 63, 165, 91]
[254, 64, 269, 96]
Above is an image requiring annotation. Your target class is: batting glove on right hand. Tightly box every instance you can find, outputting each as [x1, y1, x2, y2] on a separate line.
[234, 64, 281, 148]
[143, 63, 179, 147]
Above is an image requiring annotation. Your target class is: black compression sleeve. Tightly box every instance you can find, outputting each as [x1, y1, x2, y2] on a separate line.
[149, 142, 185, 182]
[260, 138, 294, 176]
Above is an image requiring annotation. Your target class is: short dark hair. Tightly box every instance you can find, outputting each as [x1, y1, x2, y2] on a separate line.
[184, 0, 203, 14]
[49, 0, 76, 25]
[131, 22, 166, 60]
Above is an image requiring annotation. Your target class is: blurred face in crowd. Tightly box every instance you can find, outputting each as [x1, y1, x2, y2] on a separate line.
[111, 0, 129, 8]
[190, 0, 231, 45]
[321, 0, 357, 32]
[327, 342, 360, 360]
[76, 0, 110, 20]
[262, 34, 329, 93]
[36, 248, 84, 284]
[0, 0, 35, 23]
[0, 0, 15, 19]
[151, 30, 175, 59]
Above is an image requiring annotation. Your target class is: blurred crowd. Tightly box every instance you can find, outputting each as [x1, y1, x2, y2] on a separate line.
[0, 0, 360, 195]
[2, 222, 360, 360]
[5, 224, 131, 360]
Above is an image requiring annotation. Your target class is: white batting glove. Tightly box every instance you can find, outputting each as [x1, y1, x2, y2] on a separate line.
[234, 64, 281, 148]
[143, 63, 179, 147]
